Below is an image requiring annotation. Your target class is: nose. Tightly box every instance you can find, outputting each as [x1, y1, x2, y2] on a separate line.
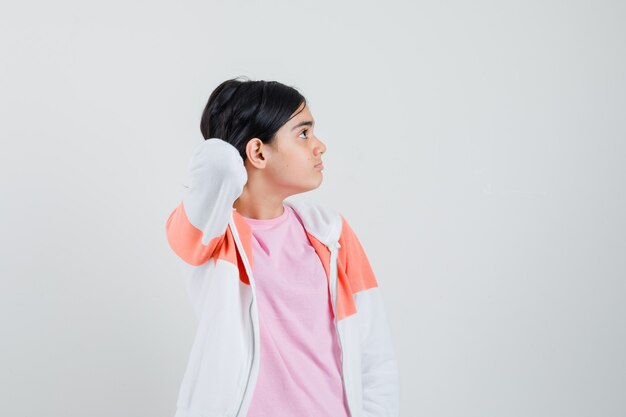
[315, 137, 327, 156]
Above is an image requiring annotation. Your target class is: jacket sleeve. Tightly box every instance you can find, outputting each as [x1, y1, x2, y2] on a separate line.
[338, 216, 400, 417]
[165, 138, 247, 266]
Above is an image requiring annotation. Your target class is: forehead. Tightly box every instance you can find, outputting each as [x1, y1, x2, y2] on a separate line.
[286, 104, 314, 128]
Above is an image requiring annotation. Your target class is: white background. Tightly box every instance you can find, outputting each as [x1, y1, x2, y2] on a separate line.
[1, 1, 625, 416]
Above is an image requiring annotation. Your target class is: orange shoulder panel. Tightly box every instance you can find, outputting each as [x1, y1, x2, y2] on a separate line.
[166, 203, 251, 285]
[165, 201, 225, 266]
[305, 215, 379, 322]
[335, 214, 379, 321]
[232, 211, 254, 285]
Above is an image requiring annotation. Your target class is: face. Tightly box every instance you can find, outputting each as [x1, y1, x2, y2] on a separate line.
[246, 103, 327, 197]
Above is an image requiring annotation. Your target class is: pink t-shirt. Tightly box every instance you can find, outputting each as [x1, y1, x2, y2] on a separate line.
[242, 203, 351, 417]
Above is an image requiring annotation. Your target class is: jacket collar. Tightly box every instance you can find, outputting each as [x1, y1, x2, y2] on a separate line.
[283, 199, 342, 249]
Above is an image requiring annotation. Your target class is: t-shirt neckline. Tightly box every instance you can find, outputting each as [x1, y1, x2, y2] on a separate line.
[242, 204, 290, 230]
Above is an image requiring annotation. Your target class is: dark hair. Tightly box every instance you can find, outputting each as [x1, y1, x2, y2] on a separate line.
[200, 76, 307, 161]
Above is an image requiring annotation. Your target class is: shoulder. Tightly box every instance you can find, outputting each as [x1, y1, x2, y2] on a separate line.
[336, 212, 379, 289]
[337, 213, 365, 250]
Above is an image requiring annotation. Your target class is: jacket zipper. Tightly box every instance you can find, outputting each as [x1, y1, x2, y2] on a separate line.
[230, 216, 258, 417]
[234, 294, 255, 417]
[328, 241, 353, 417]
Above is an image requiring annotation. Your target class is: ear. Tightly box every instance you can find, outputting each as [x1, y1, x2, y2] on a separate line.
[245, 138, 268, 169]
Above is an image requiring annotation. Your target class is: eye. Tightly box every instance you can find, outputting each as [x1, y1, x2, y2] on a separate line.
[298, 129, 309, 140]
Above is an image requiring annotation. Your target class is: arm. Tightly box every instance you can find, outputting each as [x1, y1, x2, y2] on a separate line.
[338, 216, 400, 417]
[165, 138, 247, 266]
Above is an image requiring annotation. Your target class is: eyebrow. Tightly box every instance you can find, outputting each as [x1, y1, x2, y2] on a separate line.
[291, 120, 315, 131]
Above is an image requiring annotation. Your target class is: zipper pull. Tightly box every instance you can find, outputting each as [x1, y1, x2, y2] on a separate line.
[328, 241, 341, 251]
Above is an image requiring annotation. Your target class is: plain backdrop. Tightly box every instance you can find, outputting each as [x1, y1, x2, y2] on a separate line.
[1, 1, 625, 416]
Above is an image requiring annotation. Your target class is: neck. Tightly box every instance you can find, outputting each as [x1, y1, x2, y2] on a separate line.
[233, 178, 287, 220]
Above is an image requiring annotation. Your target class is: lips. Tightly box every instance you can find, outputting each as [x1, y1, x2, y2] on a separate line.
[314, 162, 324, 169]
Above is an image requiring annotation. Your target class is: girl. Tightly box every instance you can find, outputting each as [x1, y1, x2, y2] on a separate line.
[165, 77, 399, 417]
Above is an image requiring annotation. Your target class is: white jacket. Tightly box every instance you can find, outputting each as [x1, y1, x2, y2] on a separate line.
[165, 138, 400, 417]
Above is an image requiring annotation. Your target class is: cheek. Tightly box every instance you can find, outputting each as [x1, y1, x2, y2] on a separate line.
[274, 151, 304, 172]
[266, 156, 293, 180]
[267, 148, 313, 181]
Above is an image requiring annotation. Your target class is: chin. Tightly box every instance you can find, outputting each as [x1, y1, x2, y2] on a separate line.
[311, 176, 323, 190]
[287, 175, 324, 195]
[294, 181, 322, 195]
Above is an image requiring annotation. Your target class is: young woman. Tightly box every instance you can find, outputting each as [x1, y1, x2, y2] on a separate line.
[165, 77, 399, 417]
